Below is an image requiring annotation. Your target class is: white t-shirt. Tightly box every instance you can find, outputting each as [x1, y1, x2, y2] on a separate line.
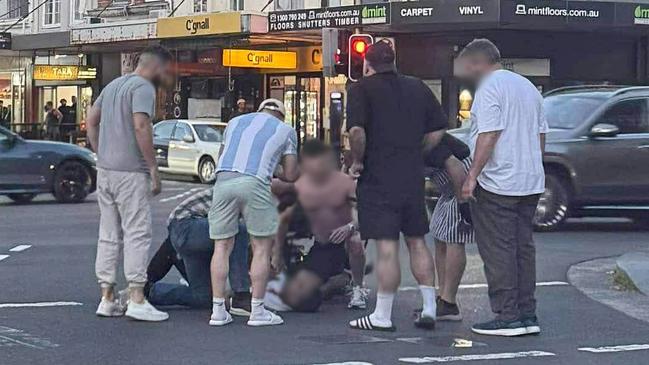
[469, 69, 548, 196]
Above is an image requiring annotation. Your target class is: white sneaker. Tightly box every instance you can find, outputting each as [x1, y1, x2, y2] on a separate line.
[209, 311, 233, 326]
[348, 286, 369, 309]
[96, 297, 125, 317]
[247, 310, 284, 327]
[125, 300, 169, 322]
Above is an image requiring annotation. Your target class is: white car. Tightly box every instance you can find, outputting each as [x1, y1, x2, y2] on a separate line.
[153, 119, 226, 183]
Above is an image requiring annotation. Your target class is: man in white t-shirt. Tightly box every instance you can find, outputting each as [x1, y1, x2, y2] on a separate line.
[458, 39, 548, 337]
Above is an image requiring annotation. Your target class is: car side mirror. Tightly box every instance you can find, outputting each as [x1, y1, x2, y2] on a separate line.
[590, 123, 619, 138]
[1, 134, 16, 148]
[182, 135, 194, 143]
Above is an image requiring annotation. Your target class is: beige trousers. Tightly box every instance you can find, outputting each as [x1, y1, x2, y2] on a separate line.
[95, 168, 152, 288]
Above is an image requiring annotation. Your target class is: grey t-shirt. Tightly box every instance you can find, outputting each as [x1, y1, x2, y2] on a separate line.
[95, 74, 156, 173]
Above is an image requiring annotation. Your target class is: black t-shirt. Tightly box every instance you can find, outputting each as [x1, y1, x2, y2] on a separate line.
[346, 71, 447, 194]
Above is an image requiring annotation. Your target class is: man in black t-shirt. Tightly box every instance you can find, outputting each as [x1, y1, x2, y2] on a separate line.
[346, 41, 447, 332]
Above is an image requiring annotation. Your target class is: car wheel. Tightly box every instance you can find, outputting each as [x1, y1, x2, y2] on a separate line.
[198, 157, 216, 184]
[534, 173, 570, 231]
[53, 160, 92, 203]
[7, 193, 37, 204]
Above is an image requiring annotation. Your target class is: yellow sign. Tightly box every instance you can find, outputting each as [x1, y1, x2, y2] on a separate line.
[259, 46, 323, 74]
[33, 65, 97, 81]
[223, 49, 297, 69]
[157, 12, 241, 38]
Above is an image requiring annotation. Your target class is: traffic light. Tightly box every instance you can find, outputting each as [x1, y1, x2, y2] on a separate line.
[348, 34, 373, 82]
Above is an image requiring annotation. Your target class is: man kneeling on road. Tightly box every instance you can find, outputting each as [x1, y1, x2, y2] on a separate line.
[143, 188, 252, 315]
[208, 99, 299, 327]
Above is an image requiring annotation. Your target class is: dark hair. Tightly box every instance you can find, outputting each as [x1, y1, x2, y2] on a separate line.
[291, 289, 322, 313]
[300, 138, 332, 159]
[138, 45, 173, 65]
[458, 38, 501, 64]
[60, 99, 67, 103]
[365, 40, 396, 73]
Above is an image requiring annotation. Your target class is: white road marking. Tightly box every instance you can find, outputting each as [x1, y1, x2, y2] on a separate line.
[311, 363, 373, 365]
[9, 244, 32, 252]
[578, 344, 649, 353]
[0, 255, 9, 262]
[0, 301, 83, 309]
[399, 351, 556, 363]
[399, 281, 569, 291]
[159, 187, 204, 203]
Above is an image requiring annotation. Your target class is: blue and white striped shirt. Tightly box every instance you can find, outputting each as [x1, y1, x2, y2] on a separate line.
[217, 112, 297, 183]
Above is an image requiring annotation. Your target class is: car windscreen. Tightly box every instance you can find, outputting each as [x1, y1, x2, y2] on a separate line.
[194, 124, 225, 143]
[543, 93, 608, 129]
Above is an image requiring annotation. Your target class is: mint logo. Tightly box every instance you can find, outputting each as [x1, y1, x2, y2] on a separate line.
[361, 5, 388, 24]
[634, 5, 649, 24]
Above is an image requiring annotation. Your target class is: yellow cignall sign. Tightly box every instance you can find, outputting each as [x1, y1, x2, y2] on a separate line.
[222, 49, 297, 69]
[157, 12, 241, 38]
[33, 65, 97, 81]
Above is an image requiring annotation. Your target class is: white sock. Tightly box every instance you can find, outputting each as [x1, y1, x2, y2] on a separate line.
[212, 297, 227, 319]
[250, 298, 266, 318]
[420, 285, 437, 318]
[370, 292, 395, 323]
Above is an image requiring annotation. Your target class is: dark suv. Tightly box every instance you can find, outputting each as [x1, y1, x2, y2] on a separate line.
[452, 85, 649, 231]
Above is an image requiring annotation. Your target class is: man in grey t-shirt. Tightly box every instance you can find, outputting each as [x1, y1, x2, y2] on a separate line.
[458, 39, 547, 337]
[86, 46, 172, 322]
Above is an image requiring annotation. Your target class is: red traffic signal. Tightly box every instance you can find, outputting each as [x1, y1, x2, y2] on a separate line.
[348, 34, 373, 82]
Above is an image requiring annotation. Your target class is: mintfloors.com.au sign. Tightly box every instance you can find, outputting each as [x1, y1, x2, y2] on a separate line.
[268, 4, 390, 31]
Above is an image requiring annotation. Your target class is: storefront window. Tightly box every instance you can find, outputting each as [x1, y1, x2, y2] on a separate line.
[43, 0, 61, 26]
[458, 89, 473, 127]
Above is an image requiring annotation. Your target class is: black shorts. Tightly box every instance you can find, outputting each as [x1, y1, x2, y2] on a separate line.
[357, 187, 429, 241]
[303, 242, 347, 281]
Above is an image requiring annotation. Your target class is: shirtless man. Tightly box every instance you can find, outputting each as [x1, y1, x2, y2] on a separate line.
[280, 139, 368, 309]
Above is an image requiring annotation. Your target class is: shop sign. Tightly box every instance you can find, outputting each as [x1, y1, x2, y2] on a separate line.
[259, 46, 323, 74]
[33, 65, 97, 81]
[0, 32, 11, 50]
[634, 5, 649, 25]
[268, 4, 390, 31]
[223, 49, 297, 69]
[392, 0, 499, 25]
[157, 12, 241, 38]
[71, 20, 157, 44]
[500, 0, 615, 26]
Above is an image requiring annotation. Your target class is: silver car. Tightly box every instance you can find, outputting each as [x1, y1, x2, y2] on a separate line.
[153, 119, 226, 183]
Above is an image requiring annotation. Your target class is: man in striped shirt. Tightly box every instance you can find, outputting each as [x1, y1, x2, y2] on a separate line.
[208, 99, 299, 327]
[146, 188, 251, 314]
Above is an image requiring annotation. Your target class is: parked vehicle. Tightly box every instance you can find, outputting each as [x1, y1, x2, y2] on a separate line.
[451, 85, 649, 231]
[0, 126, 97, 204]
[153, 119, 226, 183]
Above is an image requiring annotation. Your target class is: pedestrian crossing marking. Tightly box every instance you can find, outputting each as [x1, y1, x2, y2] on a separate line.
[9, 244, 31, 252]
[399, 350, 556, 363]
[578, 344, 649, 353]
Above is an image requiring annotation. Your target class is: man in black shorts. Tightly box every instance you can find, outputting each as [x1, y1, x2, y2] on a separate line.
[347, 41, 447, 331]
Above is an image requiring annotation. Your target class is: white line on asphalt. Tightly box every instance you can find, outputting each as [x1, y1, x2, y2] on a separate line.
[0, 334, 46, 350]
[578, 344, 649, 353]
[159, 187, 204, 203]
[311, 362, 373, 365]
[399, 351, 556, 363]
[399, 281, 569, 291]
[0, 301, 83, 309]
[0, 255, 9, 262]
[9, 244, 32, 252]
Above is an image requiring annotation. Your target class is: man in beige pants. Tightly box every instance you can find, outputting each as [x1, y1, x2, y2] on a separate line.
[86, 46, 172, 322]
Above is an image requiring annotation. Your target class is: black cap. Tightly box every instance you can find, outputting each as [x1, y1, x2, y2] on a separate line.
[365, 40, 396, 73]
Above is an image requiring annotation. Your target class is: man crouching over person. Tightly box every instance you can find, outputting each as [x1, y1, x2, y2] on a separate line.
[208, 99, 298, 327]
